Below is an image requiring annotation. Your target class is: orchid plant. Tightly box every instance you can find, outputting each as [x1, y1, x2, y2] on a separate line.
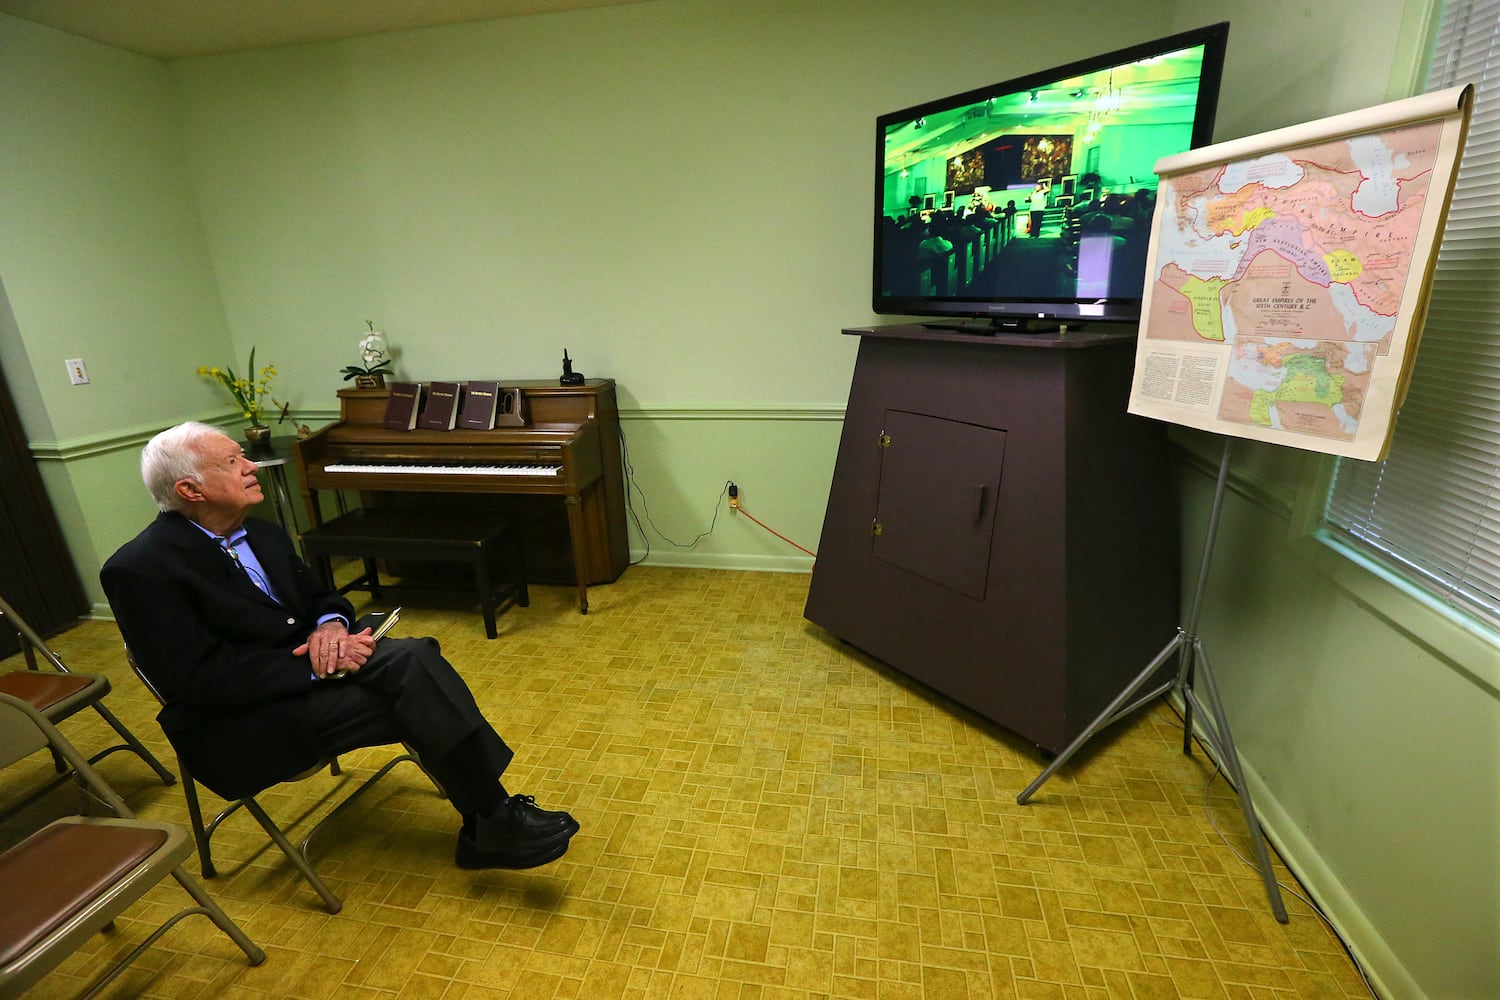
[341, 320, 394, 381]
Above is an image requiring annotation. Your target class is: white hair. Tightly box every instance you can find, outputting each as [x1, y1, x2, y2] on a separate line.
[140, 421, 225, 512]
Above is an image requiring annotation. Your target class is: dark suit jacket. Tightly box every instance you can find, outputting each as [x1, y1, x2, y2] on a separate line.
[101, 511, 354, 798]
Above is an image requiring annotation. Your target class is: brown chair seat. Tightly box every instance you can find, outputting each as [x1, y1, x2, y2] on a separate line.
[0, 596, 175, 822]
[0, 821, 167, 967]
[0, 694, 264, 997]
[0, 670, 94, 710]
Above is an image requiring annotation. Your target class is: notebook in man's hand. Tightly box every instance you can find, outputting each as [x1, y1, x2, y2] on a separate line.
[371, 607, 401, 639]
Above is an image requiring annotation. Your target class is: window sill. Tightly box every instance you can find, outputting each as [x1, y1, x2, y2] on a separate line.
[1175, 437, 1500, 694]
[1299, 527, 1500, 697]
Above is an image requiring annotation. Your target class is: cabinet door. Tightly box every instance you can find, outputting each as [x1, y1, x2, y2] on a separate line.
[872, 410, 1006, 600]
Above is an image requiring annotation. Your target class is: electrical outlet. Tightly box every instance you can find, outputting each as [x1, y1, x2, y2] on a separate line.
[728, 481, 740, 510]
[66, 358, 89, 385]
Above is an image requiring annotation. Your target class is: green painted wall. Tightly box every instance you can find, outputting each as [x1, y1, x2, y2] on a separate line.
[2, 0, 1495, 997]
[1170, 4, 1493, 998]
[0, 16, 237, 586]
[1180, 453, 1500, 1000]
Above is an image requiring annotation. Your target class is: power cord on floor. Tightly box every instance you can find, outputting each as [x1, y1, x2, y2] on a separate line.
[732, 494, 816, 559]
[1154, 702, 1380, 1000]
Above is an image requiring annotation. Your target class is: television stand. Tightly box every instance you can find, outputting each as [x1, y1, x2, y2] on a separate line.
[921, 317, 1079, 335]
[803, 323, 1177, 753]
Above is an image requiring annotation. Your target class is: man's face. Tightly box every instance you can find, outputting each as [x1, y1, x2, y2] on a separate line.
[187, 432, 263, 520]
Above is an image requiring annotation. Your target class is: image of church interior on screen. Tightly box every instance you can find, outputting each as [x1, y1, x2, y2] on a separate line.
[878, 39, 1213, 309]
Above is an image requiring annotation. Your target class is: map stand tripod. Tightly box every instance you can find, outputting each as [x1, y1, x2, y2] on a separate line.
[1016, 437, 1289, 922]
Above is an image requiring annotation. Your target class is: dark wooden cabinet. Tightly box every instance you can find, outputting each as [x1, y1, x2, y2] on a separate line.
[804, 324, 1178, 753]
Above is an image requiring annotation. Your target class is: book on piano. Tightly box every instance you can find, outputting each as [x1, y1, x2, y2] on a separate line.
[383, 382, 422, 430]
[458, 380, 500, 430]
[419, 381, 462, 431]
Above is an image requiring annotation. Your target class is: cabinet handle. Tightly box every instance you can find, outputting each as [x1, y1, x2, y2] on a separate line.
[973, 484, 987, 521]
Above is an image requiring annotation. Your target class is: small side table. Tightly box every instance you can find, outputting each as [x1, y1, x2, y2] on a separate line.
[248, 438, 302, 551]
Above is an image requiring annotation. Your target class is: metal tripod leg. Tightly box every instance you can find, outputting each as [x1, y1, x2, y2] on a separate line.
[1015, 436, 1288, 922]
[1184, 638, 1289, 922]
[1016, 629, 1187, 804]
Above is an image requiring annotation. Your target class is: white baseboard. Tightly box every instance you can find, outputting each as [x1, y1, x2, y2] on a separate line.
[630, 551, 814, 574]
[1166, 692, 1418, 1000]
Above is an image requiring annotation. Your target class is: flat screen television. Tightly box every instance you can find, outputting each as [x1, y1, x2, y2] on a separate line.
[874, 23, 1229, 332]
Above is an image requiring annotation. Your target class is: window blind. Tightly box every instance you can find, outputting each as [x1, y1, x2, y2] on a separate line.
[1323, 0, 1500, 628]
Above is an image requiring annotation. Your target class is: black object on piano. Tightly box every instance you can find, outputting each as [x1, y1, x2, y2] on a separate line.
[560, 350, 585, 386]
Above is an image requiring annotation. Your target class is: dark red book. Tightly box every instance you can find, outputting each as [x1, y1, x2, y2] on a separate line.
[418, 381, 462, 431]
[382, 382, 422, 430]
[458, 380, 500, 430]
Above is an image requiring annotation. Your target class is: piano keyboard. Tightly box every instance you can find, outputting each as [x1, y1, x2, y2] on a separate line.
[324, 462, 562, 477]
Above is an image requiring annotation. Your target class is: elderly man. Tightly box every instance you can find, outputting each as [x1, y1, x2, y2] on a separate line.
[101, 421, 577, 869]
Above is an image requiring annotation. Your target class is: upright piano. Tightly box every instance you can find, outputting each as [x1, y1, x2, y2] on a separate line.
[294, 379, 629, 612]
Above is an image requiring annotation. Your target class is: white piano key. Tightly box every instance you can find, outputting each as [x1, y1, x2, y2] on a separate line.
[323, 462, 562, 476]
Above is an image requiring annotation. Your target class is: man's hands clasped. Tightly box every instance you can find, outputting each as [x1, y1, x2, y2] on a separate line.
[295, 620, 376, 680]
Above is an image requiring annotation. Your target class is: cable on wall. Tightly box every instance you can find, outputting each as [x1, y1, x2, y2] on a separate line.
[618, 425, 729, 563]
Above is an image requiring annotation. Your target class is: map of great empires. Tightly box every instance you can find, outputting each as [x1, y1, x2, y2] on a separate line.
[1142, 119, 1442, 446]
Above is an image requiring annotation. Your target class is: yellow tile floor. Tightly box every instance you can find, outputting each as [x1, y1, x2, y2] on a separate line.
[1, 567, 1372, 999]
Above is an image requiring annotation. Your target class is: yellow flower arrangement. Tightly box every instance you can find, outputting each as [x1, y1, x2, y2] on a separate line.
[197, 348, 283, 427]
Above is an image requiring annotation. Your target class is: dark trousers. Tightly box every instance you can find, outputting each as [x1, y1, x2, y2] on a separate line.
[305, 636, 514, 818]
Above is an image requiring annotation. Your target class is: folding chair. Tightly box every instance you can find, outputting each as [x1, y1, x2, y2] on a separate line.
[0, 692, 264, 998]
[125, 648, 439, 914]
[0, 595, 174, 821]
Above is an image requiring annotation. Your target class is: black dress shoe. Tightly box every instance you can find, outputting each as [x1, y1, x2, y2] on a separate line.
[456, 795, 580, 870]
[485, 794, 577, 839]
[455, 827, 572, 869]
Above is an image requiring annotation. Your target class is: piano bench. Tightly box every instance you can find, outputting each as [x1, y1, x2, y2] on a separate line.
[299, 509, 529, 639]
